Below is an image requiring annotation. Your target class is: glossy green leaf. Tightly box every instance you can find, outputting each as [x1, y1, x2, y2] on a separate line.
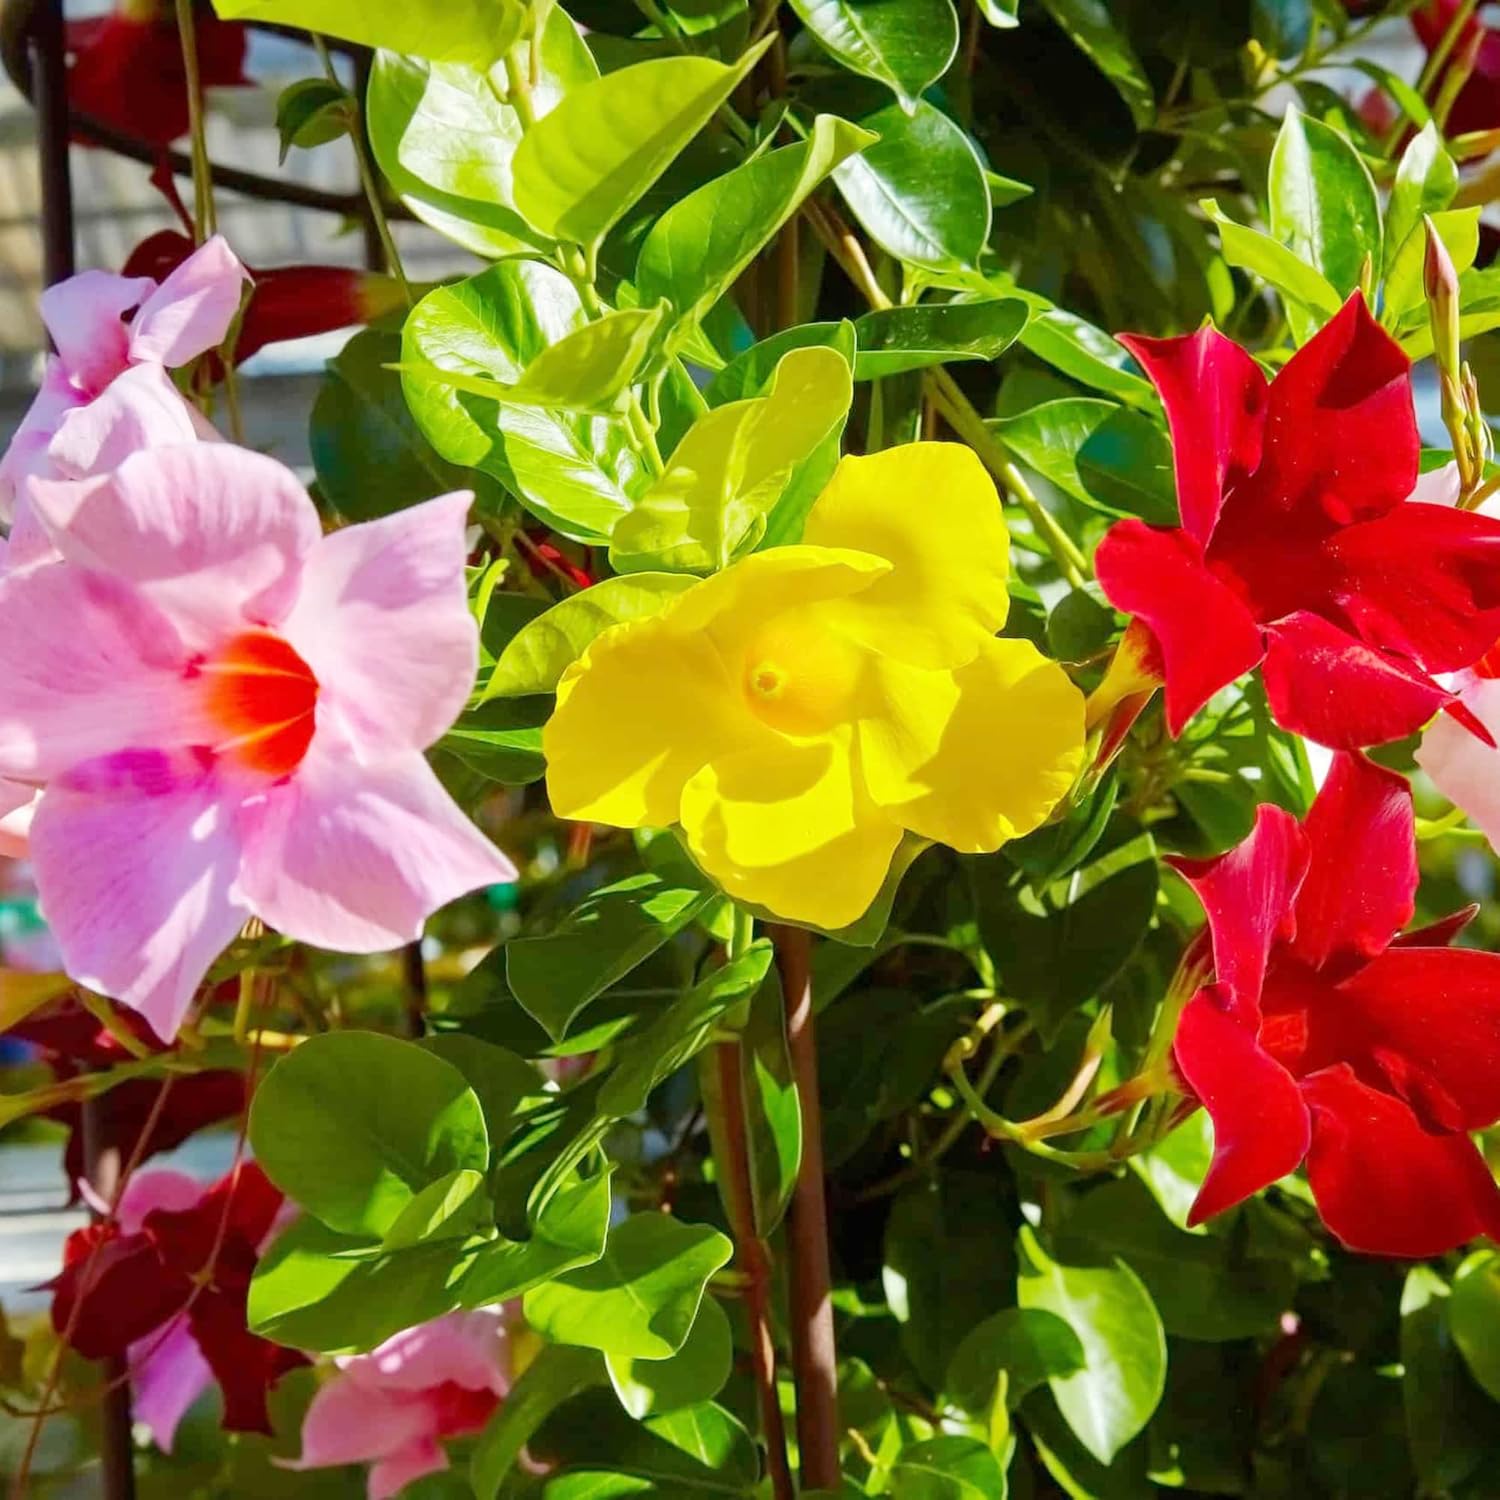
[1383, 206, 1479, 323]
[706, 320, 855, 404]
[213, 0, 525, 66]
[402, 261, 645, 542]
[1401, 1265, 1491, 1494]
[513, 42, 772, 248]
[380, 1168, 490, 1250]
[1017, 1225, 1166, 1466]
[978, 0, 1020, 23]
[275, 77, 351, 161]
[504, 306, 665, 412]
[788, 0, 960, 109]
[853, 298, 1029, 377]
[738, 967, 802, 1237]
[418, 1035, 542, 1148]
[1268, 107, 1382, 297]
[605, 1294, 734, 1418]
[486, 573, 697, 698]
[833, 97, 992, 270]
[249, 1031, 489, 1237]
[438, 694, 548, 785]
[636, 114, 875, 339]
[523, 1212, 734, 1359]
[946, 1307, 1085, 1414]
[1201, 198, 1343, 320]
[1385, 120, 1458, 277]
[891, 1436, 1008, 1500]
[506, 871, 716, 1041]
[1037, 0, 1154, 127]
[1015, 300, 1160, 411]
[610, 344, 854, 572]
[1449, 1249, 1500, 1403]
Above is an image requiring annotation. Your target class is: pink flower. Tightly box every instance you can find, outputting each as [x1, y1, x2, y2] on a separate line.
[0, 442, 515, 1041]
[285, 1310, 512, 1499]
[0, 236, 247, 514]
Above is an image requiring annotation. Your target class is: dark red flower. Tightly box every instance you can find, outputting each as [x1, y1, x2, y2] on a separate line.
[1170, 751, 1500, 1257]
[1095, 294, 1500, 748]
[67, 1, 248, 150]
[50, 1162, 303, 1433]
[1412, 0, 1500, 138]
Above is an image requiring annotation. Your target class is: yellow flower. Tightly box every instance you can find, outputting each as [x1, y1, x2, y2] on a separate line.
[544, 442, 1086, 928]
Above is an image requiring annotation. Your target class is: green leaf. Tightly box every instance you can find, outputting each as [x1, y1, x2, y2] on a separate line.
[275, 77, 351, 162]
[506, 871, 716, 1041]
[504, 306, 666, 413]
[438, 695, 548, 785]
[471, 1344, 608, 1499]
[380, 1168, 490, 1249]
[486, 573, 698, 698]
[606, 1295, 734, 1418]
[832, 97, 992, 271]
[1016, 1225, 1166, 1466]
[1449, 1249, 1500, 1403]
[610, 344, 854, 573]
[1268, 107, 1382, 298]
[1036, 0, 1154, 127]
[1385, 121, 1458, 279]
[524, 1213, 734, 1359]
[991, 399, 1175, 524]
[891, 1436, 1008, 1500]
[1200, 198, 1343, 320]
[946, 1307, 1085, 1415]
[637, 114, 875, 341]
[853, 298, 1029, 378]
[212, 0, 525, 66]
[1401, 1265, 1490, 1494]
[402, 261, 645, 542]
[737, 967, 802, 1236]
[418, 1035, 542, 1148]
[1015, 301, 1160, 412]
[978, 0, 1020, 24]
[788, 0, 960, 110]
[513, 42, 773, 248]
[249, 1031, 489, 1237]
[1383, 206, 1480, 323]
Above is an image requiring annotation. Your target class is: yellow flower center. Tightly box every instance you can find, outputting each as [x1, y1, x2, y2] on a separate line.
[740, 615, 865, 737]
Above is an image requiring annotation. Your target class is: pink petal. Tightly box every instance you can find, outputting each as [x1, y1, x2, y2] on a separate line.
[346, 1310, 510, 1397]
[40, 271, 154, 395]
[240, 745, 512, 953]
[370, 1440, 449, 1500]
[1417, 672, 1500, 847]
[0, 360, 85, 515]
[289, 1372, 434, 1468]
[45, 364, 204, 487]
[116, 1167, 205, 1233]
[1289, 751, 1415, 973]
[29, 749, 250, 1042]
[1409, 461, 1463, 507]
[129, 1313, 213, 1453]
[0, 780, 35, 858]
[0, 562, 194, 779]
[30, 443, 319, 651]
[280, 492, 478, 758]
[127, 235, 250, 367]
[1167, 802, 1308, 1020]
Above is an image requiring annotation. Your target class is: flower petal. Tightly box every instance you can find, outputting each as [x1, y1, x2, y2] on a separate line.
[1261, 610, 1455, 749]
[1417, 674, 1500, 847]
[45, 363, 205, 488]
[1173, 985, 1311, 1224]
[40, 271, 154, 395]
[0, 780, 35, 859]
[289, 1371, 433, 1467]
[680, 735, 903, 929]
[801, 443, 1010, 667]
[1288, 751, 1415, 972]
[1117, 325, 1267, 547]
[0, 360, 85, 515]
[1168, 803, 1308, 1020]
[130, 1314, 213, 1453]
[117, 1169, 206, 1234]
[30, 443, 319, 652]
[279, 492, 478, 758]
[127, 235, 250, 367]
[1094, 520, 1264, 735]
[187, 1288, 305, 1435]
[1301, 1063, 1500, 1257]
[240, 746, 512, 953]
[859, 636, 1083, 852]
[29, 750, 249, 1042]
[370, 1440, 450, 1500]
[348, 1309, 510, 1396]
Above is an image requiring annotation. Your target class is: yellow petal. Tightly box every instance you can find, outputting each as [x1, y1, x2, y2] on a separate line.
[802, 442, 1010, 667]
[680, 734, 902, 929]
[859, 636, 1085, 852]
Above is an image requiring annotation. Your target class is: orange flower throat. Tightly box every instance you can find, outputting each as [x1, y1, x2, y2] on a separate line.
[200, 630, 318, 778]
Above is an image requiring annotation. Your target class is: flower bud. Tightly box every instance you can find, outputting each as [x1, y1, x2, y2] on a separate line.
[1426, 214, 1464, 387]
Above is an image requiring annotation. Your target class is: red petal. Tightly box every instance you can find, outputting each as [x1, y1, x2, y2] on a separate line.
[187, 1288, 307, 1435]
[1261, 611, 1454, 748]
[1289, 752, 1415, 972]
[1328, 502, 1500, 673]
[1173, 986, 1311, 1225]
[1392, 903, 1479, 948]
[1247, 294, 1418, 527]
[1094, 520, 1265, 735]
[1301, 1064, 1500, 1256]
[1117, 326, 1268, 547]
[146, 1162, 283, 1283]
[50, 1225, 184, 1360]
[1168, 803, 1308, 1018]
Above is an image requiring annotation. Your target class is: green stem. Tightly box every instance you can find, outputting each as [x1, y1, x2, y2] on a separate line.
[174, 0, 214, 239]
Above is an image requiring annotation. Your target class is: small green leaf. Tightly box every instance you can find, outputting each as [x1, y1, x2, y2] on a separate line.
[1037, 0, 1154, 127]
[853, 298, 1029, 378]
[418, 1034, 542, 1148]
[610, 344, 854, 573]
[213, 0, 526, 66]
[1016, 300, 1160, 411]
[513, 42, 772, 248]
[1385, 121, 1458, 278]
[978, 0, 1020, 24]
[1017, 1225, 1165, 1466]
[738, 967, 802, 1237]
[1383, 206, 1480, 323]
[1201, 198, 1344, 320]
[606, 1295, 734, 1418]
[506, 871, 716, 1041]
[946, 1307, 1086, 1415]
[439, 695, 548, 785]
[524, 1213, 734, 1359]
[1449, 1249, 1500, 1403]
[275, 77, 351, 162]
[381, 1168, 490, 1249]
[788, 0, 960, 110]
[486, 573, 697, 698]
[507, 306, 666, 413]
[891, 1435, 1008, 1500]
[249, 1031, 489, 1237]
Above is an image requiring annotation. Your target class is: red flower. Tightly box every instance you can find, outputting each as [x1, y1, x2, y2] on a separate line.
[50, 1162, 303, 1433]
[1412, 0, 1500, 138]
[1170, 751, 1500, 1257]
[67, 1, 248, 150]
[1095, 295, 1500, 748]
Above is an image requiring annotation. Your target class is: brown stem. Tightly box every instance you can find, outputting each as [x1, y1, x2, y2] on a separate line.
[773, 924, 841, 1491]
[402, 940, 428, 1038]
[712, 1043, 794, 1500]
